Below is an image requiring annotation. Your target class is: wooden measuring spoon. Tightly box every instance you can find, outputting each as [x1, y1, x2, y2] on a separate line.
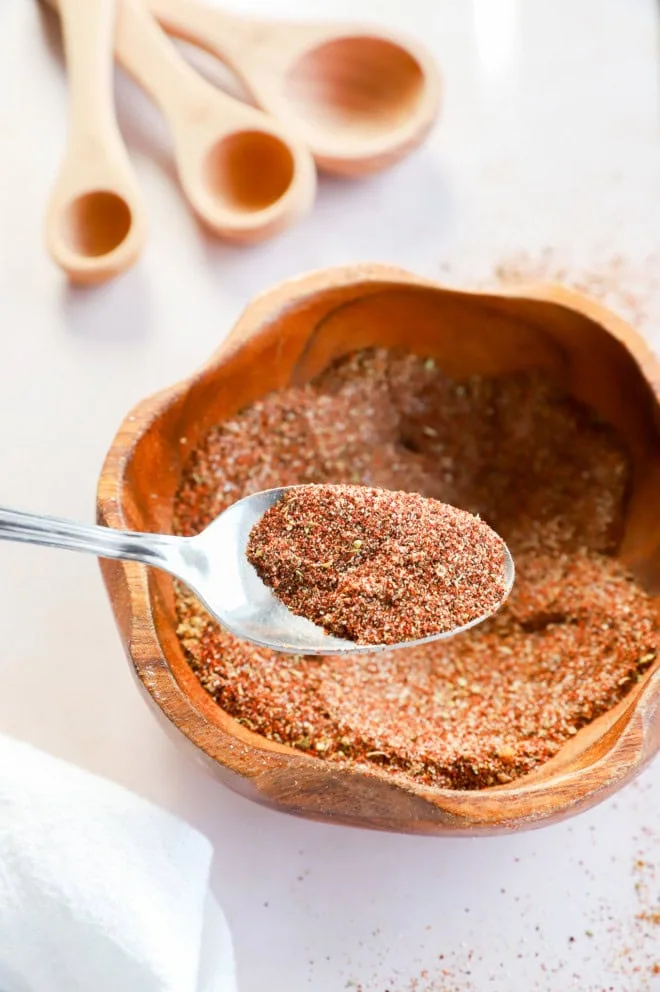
[45, 0, 146, 284]
[146, 0, 441, 176]
[114, 0, 316, 242]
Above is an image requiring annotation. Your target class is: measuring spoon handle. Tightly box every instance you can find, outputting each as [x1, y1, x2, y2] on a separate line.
[55, 0, 118, 142]
[115, 0, 235, 123]
[145, 0, 264, 62]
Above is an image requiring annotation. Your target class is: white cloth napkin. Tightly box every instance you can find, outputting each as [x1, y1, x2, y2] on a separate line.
[0, 733, 236, 992]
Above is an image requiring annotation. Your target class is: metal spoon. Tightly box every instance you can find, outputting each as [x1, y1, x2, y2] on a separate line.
[0, 487, 514, 656]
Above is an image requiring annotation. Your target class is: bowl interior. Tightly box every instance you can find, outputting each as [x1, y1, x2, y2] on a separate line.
[102, 276, 660, 832]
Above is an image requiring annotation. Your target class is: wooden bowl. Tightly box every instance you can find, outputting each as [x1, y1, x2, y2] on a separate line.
[97, 265, 660, 835]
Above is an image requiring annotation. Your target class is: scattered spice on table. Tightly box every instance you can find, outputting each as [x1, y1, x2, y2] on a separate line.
[173, 348, 659, 790]
[246, 484, 508, 645]
[334, 792, 660, 990]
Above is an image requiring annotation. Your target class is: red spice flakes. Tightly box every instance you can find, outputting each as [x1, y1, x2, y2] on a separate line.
[173, 348, 659, 790]
[246, 484, 508, 645]
[636, 911, 660, 926]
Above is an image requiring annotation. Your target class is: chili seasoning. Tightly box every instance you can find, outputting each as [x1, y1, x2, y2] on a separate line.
[247, 484, 508, 645]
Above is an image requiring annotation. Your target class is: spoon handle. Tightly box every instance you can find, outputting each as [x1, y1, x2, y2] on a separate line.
[116, 0, 224, 121]
[145, 0, 257, 62]
[0, 507, 180, 572]
[56, 0, 118, 142]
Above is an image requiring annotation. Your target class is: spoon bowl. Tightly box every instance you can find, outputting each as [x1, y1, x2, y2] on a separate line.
[58, 190, 134, 259]
[283, 34, 426, 135]
[202, 131, 295, 214]
[184, 486, 515, 655]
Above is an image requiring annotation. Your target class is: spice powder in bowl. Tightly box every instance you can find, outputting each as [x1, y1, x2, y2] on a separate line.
[246, 484, 509, 645]
[173, 349, 659, 790]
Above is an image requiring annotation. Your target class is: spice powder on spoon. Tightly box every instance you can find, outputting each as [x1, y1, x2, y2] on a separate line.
[173, 348, 659, 790]
[247, 484, 509, 645]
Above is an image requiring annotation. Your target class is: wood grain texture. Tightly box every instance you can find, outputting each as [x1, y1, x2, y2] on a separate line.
[97, 265, 660, 835]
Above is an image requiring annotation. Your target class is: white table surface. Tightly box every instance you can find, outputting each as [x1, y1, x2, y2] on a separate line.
[2, 1, 660, 989]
